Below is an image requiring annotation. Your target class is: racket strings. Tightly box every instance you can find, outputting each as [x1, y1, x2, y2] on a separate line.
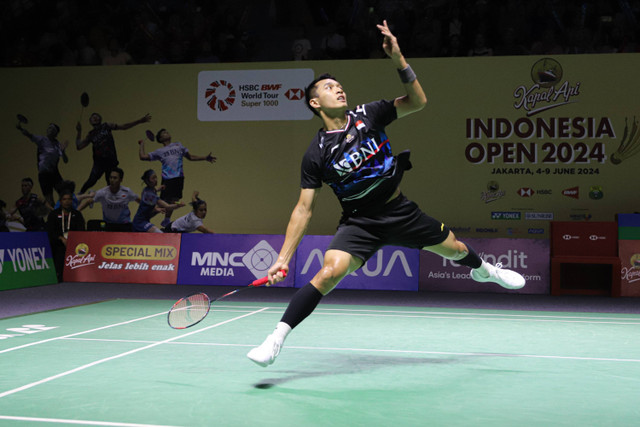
[168, 293, 210, 329]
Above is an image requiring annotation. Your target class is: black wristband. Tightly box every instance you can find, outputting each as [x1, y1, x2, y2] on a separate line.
[397, 64, 416, 84]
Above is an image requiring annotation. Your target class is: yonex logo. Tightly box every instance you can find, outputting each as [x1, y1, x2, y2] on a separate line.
[589, 235, 606, 241]
[285, 88, 304, 100]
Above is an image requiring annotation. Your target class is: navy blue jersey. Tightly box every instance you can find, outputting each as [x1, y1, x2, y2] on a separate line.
[301, 100, 409, 215]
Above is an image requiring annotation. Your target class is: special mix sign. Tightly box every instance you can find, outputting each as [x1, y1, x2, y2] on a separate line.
[64, 231, 181, 284]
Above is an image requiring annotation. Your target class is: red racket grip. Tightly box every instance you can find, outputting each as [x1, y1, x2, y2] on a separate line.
[250, 269, 287, 287]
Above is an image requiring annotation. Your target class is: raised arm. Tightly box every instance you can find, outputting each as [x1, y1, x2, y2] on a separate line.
[376, 20, 427, 118]
[267, 187, 319, 284]
[184, 152, 216, 163]
[75, 122, 90, 150]
[114, 113, 152, 130]
[61, 139, 69, 163]
[16, 123, 33, 140]
[138, 140, 151, 160]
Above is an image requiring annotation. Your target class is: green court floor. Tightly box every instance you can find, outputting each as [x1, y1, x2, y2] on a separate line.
[1, 299, 639, 426]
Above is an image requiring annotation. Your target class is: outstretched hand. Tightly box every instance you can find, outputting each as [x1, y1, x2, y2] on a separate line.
[206, 153, 217, 163]
[140, 113, 152, 123]
[376, 20, 402, 60]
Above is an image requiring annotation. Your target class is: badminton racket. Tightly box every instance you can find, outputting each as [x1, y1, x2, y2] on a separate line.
[167, 270, 286, 329]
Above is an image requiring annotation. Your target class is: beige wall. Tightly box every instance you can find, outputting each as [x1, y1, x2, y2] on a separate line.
[2, 54, 639, 238]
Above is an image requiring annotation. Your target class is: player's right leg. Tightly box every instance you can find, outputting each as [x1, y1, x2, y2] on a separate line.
[80, 165, 103, 194]
[425, 231, 525, 290]
[247, 250, 362, 367]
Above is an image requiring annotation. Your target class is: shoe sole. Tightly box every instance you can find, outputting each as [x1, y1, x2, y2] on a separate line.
[471, 270, 525, 290]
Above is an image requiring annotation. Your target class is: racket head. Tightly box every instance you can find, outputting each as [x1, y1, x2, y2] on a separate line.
[81, 92, 90, 107]
[167, 292, 211, 329]
[145, 129, 155, 141]
[16, 114, 28, 124]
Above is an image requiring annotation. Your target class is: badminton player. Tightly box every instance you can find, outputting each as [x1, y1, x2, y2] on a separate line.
[248, 20, 526, 367]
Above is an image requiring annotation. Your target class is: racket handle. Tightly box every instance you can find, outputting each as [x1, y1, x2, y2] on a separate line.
[250, 269, 287, 287]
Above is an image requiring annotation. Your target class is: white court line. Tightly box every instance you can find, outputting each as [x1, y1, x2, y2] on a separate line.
[312, 312, 640, 325]
[0, 311, 168, 354]
[59, 337, 640, 364]
[213, 304, 640, 322]
[314, 307, 640, 321]
[212, 306, 640, 326]
[0, 308, 269, 399]
[0, 415, 180, 427]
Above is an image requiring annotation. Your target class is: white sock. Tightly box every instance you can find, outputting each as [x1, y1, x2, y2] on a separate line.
[474, 260, 491, 278]
[272, 322, 292, 343]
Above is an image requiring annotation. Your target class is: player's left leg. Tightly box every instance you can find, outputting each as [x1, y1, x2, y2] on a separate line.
[424, 231, 525, 290]
[247, 250, 363, 367]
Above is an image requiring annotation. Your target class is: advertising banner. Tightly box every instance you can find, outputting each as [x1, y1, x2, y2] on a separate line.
[197, 69, 314, 121]
[63, 232, 181, 284]
[618, 214, 640, 296]
[295, 235, 420, 291]
[419, 238, 550, 294]
[177, 234, 295, 287]
[0, 232, 57, 291]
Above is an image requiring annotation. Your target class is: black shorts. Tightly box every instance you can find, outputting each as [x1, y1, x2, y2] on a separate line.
[327, 194, 450, 262]
[160, 177, 184, 202]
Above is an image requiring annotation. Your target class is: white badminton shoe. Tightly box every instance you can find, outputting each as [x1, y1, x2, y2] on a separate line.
[470, 262, 526, 290]
[247, 334, 282, 367]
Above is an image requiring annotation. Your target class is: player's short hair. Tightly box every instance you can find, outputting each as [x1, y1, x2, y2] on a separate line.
[22, 177, 34, 185]
[55, 179, 76, 195]
[156, 128, 166, 143]
[305, 73, 338, 117]
[110, 167, 124, 180]
[49, 123, 60, 134]
[59, 189, 74, 199]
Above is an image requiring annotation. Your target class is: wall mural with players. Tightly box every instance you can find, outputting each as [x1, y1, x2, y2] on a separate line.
[0, 54, 638, 239]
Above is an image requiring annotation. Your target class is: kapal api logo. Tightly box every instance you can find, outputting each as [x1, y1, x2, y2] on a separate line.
[65, 243, 96, 270]
[513, 58, 581, 116]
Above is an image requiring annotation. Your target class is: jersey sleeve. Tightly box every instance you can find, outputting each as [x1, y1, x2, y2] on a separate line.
[357, 99, 397, 128]
[93, 188, 105, 203]
[127, 189, 139, 202]
[300, 141, 323, 189]
[147, 148, 161, 161]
